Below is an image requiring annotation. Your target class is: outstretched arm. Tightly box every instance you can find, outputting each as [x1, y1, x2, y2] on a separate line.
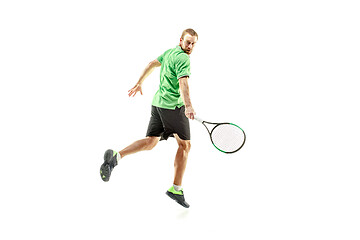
[128, 59, 161, 97]
[179, 76, 195, 120]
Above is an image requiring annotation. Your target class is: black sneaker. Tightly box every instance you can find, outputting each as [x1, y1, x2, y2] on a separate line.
[166, 186, 190, 208]
[100, 149, 119, 182]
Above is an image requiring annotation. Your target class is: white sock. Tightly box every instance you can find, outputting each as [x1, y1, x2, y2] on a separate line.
[116, 152, 121, 163]
[173, 184, 182, 192]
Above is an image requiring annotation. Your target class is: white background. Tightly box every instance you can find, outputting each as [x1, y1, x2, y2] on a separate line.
[1, 0, 359, 239]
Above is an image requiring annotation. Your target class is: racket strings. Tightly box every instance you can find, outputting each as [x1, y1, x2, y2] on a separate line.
[211, 124, 245, 153]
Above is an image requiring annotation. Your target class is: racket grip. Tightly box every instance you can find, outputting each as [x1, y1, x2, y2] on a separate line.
[194, 116, 204, 123]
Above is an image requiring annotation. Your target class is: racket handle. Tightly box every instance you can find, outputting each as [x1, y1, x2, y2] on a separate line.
[194, 116, 204, 123]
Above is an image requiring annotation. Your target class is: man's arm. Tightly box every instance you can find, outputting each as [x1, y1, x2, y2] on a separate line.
[179, 76, 195, 120]
[128, 59, 161, 97]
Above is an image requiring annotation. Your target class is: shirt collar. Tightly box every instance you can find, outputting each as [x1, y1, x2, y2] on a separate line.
[176, 45, 190, 57]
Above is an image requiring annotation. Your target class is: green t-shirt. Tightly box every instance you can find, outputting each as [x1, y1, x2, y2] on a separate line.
[152, 46, 191, 109]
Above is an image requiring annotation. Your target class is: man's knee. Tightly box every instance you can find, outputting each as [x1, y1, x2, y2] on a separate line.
[178, 140, 191, 152]
[145, 137, 160, 150]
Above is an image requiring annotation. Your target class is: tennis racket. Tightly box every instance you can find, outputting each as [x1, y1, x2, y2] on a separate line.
[194, 116, 246, 154]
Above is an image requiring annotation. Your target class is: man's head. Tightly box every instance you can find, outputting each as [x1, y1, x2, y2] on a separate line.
[179, 28, 198, 55]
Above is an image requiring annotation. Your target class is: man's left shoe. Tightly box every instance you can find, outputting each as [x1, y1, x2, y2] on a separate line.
[166, 186, 190, 208]
[100, 149, 119, 182]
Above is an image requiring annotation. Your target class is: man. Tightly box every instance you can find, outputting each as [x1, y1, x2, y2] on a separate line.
[100, 29, 198, 208]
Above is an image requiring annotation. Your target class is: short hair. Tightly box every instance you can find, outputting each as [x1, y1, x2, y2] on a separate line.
[181, 28, 198, 40]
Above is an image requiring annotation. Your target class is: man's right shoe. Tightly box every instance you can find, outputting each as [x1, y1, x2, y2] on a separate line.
[100, 149, 119, 182]
[166, 186, 190, 208]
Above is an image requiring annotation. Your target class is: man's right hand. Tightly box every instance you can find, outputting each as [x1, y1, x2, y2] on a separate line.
[185, 106, 196, 120]
[128, 84, 143, 97]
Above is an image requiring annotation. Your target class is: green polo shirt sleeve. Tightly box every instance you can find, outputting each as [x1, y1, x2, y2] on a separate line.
[157, 49, 171, 64]
[175, 54, 191, 79]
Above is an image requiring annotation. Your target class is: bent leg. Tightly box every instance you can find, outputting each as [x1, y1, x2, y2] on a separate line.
[173, 134, 191, 186]
[119, 136, 160, 158]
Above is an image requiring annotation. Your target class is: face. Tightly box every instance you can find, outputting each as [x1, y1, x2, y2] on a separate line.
[180, 34, 197, 55]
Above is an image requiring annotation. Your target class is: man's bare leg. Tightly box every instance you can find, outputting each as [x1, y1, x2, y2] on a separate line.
[119, 136, 160, 158]
[173, 134, 191, 186]
[100, 136, 160, 182]
[165, 134, 191, 208]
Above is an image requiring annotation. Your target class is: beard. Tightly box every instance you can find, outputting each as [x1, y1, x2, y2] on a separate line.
[180, 44, 192, 54]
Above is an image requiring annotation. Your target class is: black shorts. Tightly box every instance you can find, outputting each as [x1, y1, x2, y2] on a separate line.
[146, 105, 190, 141]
